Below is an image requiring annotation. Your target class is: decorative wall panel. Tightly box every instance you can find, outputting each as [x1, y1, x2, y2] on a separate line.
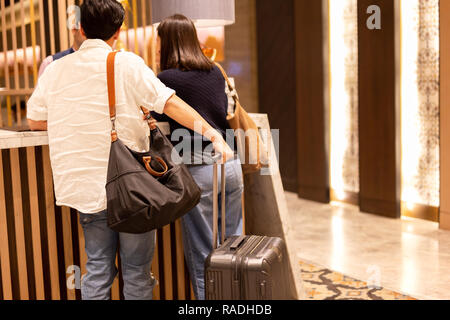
[401, 0, 440, 207]
[329, 0, 359, 196]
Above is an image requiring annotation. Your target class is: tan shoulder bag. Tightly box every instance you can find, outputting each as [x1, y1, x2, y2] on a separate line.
[215, 63, 269, 174]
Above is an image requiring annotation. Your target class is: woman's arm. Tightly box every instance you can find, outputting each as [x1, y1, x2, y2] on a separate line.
[162, 95, 234, 163]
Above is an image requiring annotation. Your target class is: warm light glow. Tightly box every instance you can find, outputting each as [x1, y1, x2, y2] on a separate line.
[330, 214, 345, 271]
[330, 0, 348, 195]
[196, 27, 225, 44]
[329, 0, 359, 198]
[405, 202, 416, 212]
[333, 190, 347, 202]
[197, 26, 225, 61]
[401, 0, 422, 206]
[400, 0, 440, 208]
[0, 46, 41, 68]
[400, 233, 418, 294]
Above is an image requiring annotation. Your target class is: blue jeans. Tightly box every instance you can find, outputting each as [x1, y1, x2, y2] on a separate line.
[79, 210, 156, 300]
[181, 158, 244, 300]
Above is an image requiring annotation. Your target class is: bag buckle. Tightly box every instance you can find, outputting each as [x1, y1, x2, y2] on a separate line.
[143, 156, 169, 177]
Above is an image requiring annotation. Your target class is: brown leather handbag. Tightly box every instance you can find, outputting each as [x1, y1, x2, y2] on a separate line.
[215, 63, 269, 174]
[105, 51, 201, 234]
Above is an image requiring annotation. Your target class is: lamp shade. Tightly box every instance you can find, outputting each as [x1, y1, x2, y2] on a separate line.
[152, 0, 235, 28]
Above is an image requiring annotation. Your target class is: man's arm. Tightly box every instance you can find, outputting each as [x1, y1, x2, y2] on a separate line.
[27, 61, 54, 131]
[30, 55, 52, 130]
[128, 54, 233, 162]
[162, 95, 234, 162]
[28, 120, 47, 131]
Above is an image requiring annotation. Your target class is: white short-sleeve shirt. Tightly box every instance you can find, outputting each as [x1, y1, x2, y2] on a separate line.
[27, 39, 175, 214]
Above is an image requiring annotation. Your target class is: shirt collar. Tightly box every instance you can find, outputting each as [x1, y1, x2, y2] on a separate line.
[78, 39, 113, 52]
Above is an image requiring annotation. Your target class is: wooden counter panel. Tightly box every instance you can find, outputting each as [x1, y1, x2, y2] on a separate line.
[0, 151, 12, 300]
[25, 147, 45, 300]
[0, 114, 302, 300]
[0, 146, 194, 300]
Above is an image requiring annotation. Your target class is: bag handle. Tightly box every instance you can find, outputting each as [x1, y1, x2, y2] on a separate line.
[214, 62, 239, 103]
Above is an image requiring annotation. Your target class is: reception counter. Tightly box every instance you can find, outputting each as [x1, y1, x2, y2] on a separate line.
[0, 114, 304, 300]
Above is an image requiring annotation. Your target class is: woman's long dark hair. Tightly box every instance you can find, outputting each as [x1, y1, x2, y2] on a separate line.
[157, 14, 214, 72]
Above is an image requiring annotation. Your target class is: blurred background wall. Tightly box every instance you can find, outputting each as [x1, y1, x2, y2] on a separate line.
[0, 0, 447, 226]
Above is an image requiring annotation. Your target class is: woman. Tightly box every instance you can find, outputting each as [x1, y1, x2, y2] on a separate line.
[153, 14, 244, 300]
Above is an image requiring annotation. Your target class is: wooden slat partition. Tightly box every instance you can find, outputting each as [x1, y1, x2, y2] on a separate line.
[9, 1, 22, 125]
[25, 147, 45, 300]
[175, 220, 186, 300]
[0, 151, 12, 300]
[9, 148, 29, 299]
[61, 206, 75, 300]
[1, 0, 9, 127]
[41, 145, 61, 300]
[29, 0, 38, 85]
[38, 0, 47, 65]
[132, 0, 139, 55]
[0, 144, 195, 300]
[161, 225, 173, 300]
[58, 1, 68, 55]
[0, 0, 196, 301]
[111, 256, 120, 300]
[141, 0, 149, 65]
[20, 1, 30, 90]
[48, 0, 56, 55]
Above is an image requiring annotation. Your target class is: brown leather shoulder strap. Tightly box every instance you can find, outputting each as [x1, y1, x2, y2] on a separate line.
[214, 62, 239, 101]
[107, 51, 118, 119]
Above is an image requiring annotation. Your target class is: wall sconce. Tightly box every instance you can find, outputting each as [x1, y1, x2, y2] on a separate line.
[151, 0, 235, 28]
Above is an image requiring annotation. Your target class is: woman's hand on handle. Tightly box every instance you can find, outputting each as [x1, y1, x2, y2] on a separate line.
[162, 95, 234, 163]
[211, 135, 234, 164]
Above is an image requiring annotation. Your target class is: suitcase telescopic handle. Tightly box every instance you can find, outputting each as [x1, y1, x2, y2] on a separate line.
[230, 235, 247, 251]
[212, 153, 226, 250]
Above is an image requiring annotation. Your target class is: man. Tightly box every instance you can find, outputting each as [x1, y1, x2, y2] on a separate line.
[27, 0, 233, 300]
[38, 22, 86, 77]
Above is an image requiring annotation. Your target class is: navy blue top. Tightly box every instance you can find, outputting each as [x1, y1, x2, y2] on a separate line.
[53, 47, 75, 61]
[152, 66, 232, 159]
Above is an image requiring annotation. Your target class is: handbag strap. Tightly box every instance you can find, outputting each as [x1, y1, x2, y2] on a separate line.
[214, 62, 239, 103]
[107, 51, 119, 142]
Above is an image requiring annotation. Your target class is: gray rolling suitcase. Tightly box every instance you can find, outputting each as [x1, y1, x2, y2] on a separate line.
[205, 158, 293, 300]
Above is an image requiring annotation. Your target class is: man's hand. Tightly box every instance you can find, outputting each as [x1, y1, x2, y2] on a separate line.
[28, 119, 47, 131]
[163, 95, 235, 163]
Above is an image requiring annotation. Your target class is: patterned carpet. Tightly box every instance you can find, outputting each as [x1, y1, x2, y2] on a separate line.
[299, 260, 417, 300]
